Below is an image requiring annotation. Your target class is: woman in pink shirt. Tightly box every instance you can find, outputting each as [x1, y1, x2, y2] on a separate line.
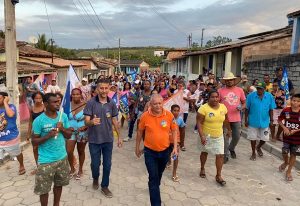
[159, 81, 172, 100]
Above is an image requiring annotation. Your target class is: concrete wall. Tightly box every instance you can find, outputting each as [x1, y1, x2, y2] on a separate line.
[245, 53, 300, 88]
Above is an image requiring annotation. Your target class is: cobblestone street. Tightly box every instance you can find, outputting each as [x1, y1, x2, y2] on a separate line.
[1, 114, 300, 206]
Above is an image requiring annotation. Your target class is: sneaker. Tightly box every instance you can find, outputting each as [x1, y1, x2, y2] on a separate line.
[123, 137, 130, 142]
[224, 156, 229, 164]
[230, 150, 237, 159]
[101, 187, 113, 198]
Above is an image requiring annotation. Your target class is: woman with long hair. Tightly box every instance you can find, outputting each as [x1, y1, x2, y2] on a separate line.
[158, 81, 172, 100]
[27, 92, 45, 169]
[196, 90, 231, 186]
[67, 88, 88, 180]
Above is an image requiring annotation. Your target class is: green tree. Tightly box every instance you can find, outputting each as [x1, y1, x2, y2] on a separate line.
[35, 34, 51, 51]
[205, 36, 232, 48]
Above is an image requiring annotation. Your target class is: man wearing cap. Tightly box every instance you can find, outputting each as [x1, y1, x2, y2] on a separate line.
[218, 72, 246, 163]
[46, 79, 61, 94]
[238, 75, 250, 96]
[274, 67, 294, 94]
[81, 78, 91, 101]
[245, 82, 275, 161]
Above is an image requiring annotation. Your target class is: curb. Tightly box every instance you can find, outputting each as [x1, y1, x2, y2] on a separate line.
[0, 140, 30, 166]
[241, 129, 300, 169]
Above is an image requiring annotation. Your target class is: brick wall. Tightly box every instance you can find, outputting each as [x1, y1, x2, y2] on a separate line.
[245, 53, 300, 88]
[243, 36, 292, 62]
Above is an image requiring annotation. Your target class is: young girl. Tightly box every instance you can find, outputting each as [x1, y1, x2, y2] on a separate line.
[278, 94, 300, 181]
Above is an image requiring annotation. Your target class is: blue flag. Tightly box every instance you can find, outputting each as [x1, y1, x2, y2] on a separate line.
[126, 72, 137, 83]
[281, 67, 290, 100]
[112, 92, 118, 105]
[119, 94, 129, 115]
[61, 65, 80, 115]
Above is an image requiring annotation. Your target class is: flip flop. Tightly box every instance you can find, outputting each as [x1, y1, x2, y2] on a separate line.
[69, 171, 76, 178]
[279, 164, 287, 172]
[250, 155, 256, 161]
[216, 176, 226, 186]
[286, 174, 293, 182]
[19, 168, 26, 175]
[172, 176, 180, 182]
[257, 148, 263, 157]
[76, 173, 81, 180]
[199, 169, 206, 178]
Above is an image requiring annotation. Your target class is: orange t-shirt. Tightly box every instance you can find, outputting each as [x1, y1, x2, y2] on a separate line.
[139, 109, 177, 152]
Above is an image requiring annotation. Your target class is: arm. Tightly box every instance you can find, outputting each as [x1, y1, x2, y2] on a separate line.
[31, 130, 57, 146]
[244, 109, 249, 127]
[224, 114, 232, 138]
[167, 89, 172, 97]
[196, 113, 206, 145]
[57, 122, 72, 139]
[135, 128, 144, 158]
[27, 110, 33, 141]
[269, 109, 274, 125]
[278, 120, 291, 136]
[112, 117, 122, 148]
[4, 97, 15, 117]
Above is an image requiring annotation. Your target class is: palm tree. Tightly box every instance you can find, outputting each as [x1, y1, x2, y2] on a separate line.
[35, 34, 50, 51]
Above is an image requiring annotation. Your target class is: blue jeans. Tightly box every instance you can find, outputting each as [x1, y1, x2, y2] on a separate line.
[89, 142, 113, 188]
[144, 147, 171, 206]
[183, 113, 188, 124]
[128, 114, 137, 138]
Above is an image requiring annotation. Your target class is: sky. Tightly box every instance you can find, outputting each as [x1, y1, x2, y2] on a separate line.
[0, 0, 299, 49]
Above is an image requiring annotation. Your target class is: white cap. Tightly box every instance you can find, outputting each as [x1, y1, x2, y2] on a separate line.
[82, 78, 88, 82]
[134, 80, 140, 84]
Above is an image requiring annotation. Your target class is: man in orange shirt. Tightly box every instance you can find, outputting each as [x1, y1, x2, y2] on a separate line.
[135, 94, 178, 206]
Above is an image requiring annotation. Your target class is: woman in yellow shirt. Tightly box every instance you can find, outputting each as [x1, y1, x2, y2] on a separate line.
[196, 90, 232, 186]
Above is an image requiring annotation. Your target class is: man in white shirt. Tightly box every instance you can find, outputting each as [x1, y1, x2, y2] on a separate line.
[46, 79, 61, 94]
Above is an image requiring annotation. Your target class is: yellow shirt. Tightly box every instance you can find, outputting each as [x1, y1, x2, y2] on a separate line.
[198, 103, 227, 137]
[265, 83, 273, 93]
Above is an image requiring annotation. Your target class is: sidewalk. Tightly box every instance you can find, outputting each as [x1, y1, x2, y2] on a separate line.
[241, 128, 300, 169]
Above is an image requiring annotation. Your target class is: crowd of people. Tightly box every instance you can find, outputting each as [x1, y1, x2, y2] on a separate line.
[0, 66, 299, 206]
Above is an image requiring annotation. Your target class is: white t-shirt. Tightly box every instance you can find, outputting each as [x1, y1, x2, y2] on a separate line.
[174, 89, 190, 113]
[46, 85, 61, 94]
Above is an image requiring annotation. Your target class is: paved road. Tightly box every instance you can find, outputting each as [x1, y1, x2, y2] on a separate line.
[1, 113, 300, 206]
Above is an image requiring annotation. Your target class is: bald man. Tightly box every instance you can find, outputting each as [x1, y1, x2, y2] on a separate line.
[136, 94, 178, 206]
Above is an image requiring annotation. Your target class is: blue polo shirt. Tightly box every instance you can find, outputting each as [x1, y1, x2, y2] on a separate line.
[246, 91, 276, 128]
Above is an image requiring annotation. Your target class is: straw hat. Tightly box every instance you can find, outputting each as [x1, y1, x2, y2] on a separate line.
[220, 72, 241, 85]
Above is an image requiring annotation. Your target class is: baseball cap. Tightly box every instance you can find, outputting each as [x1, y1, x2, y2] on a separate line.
[256, 82, 266, 89]
[82, 77, 88, 82]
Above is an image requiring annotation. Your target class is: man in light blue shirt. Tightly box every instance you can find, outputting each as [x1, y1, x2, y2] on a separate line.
[245, 82, 275, 161]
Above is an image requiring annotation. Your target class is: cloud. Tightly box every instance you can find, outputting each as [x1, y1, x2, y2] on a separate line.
[11, 0, 300, 48]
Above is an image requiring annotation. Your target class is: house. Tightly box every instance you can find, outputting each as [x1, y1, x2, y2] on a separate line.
[119, 60, 149, 74]
[160, 49, 188, 77]
[184, 11, 299, 79]
[154, 50, 165, 57]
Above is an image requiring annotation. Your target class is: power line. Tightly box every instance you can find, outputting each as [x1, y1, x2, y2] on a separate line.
[42, 0, 54, 40]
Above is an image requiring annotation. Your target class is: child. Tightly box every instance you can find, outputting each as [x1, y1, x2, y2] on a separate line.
[278, 94, 300, 181]
[169, 104, 186, 182]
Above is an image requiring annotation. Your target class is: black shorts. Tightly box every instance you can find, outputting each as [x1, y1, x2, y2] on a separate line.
[282, 142, 300, 156]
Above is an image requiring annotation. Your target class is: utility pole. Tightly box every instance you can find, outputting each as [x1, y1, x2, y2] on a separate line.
[50, 38, 54, 63]
[201, 28, 205, 49]
[4, 0, 19, 125]
[118, 38, 121, 74]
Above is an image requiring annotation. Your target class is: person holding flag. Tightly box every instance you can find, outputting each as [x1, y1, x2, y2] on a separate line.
[84, 79, 122, 198]
[273, 66, 294, 97]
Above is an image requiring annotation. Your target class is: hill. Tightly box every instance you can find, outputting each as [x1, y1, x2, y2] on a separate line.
[74, 47, 170, 67]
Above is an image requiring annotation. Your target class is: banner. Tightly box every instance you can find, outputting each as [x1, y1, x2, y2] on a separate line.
[119, 94, 129, 116]
[34, 74, 45, 93]
[163, 91, 185, 113]
[281, 67, 290, 100]
[61, 65, 80, 116]
[126, 72, 137, 83]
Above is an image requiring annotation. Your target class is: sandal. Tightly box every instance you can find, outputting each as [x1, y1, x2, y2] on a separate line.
[216, 176, 226, 186]
[180, 147, 186, 151]
[250, 154, 256, 161]
[199, 169, 206, 178]
[172, 176, 180, 182]
[257, 147, 263, 157]
[279, 164, 287, 172]
[19, 168, 26, 175]
[69, 171, 76, 178]
[76, 173, 82, 180]
[286, 173, 293, 182]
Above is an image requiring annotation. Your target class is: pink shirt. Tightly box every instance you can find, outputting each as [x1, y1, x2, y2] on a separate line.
[159, 89, 169, 100]
[218, 87, 246, 122]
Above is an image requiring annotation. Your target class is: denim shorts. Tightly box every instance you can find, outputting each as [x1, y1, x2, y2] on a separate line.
[282, 142, 300, 156]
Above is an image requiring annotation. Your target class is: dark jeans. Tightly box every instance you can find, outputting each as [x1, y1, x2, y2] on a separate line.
[144, 147, 171, 206]
[183, 113, 188, 124]
[224, 122, 241, 158]
[89, 142, 113, 188]
[128, 114, 137, 138]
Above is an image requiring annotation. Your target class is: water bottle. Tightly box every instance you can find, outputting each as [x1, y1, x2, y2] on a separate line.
[172, 154, 177, 161]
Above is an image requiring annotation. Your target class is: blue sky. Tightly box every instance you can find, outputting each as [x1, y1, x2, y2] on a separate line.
[0, 0, 299, 49]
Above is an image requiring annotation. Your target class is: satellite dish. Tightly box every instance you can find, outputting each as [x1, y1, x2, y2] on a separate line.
[29, 36, 38, 44]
